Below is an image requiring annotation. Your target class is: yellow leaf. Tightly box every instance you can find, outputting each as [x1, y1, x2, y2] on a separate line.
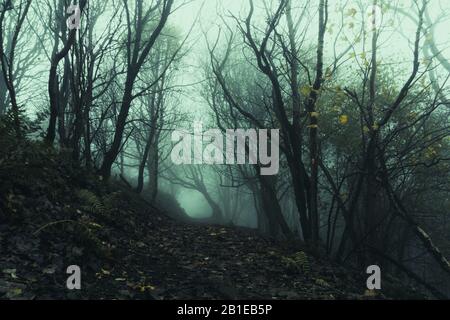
[101, 268, 110, 275]
[88, 222, 102, 228]
[7, 288, 22, 298]
[300, 86, 311, 96]
[13, 288, 23, 295]
[425, 147, 438, 159]
[347, 8, 357, 17]
[307, 124, 319, 129]
[310, 112, 320, 118]
[3, 268, 17, 279]
[364, 289, 378, 297]
[339, 115, 349, 125]
[408, 111, 417, 120]
[139, 285, 156, 292]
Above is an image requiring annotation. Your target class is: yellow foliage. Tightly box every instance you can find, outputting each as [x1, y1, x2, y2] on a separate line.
[408, 112, 418, 120]
[425, 147, 438, 159]
[347, 8, 357, 17]
[364, 289, 378, 297]
[300, 86, 311, 97]
[139, 284, 156, 292]
[339, 115, 349, 125]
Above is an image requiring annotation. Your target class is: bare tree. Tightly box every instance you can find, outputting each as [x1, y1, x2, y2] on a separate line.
[45, 0, 87, 144]
[100, 0, 174, 178]
[0, 0, 33, 136]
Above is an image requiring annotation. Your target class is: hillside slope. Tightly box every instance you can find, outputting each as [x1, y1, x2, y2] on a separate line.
[0, 140, 426, 299]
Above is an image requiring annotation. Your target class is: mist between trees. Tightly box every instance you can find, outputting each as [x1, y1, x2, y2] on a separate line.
[0, 0, 449, 297]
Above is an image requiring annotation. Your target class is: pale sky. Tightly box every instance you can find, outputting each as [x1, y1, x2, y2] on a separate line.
[166, 0, 450, 121]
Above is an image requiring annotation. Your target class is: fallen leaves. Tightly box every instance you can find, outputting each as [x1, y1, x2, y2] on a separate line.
[101, 268, 111, 275]
[0, 280, 26, 299]
[2, 269, 18, 279]
[6, 287, 23, 299]
[114, 278, 126, 282]
[137, 284, 156, 293]
[42, 266, 56, 275]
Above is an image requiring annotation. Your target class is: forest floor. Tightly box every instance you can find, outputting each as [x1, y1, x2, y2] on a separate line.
[0, 140, 427, 300]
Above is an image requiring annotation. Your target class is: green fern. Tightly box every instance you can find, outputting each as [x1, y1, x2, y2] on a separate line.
[292, 251, 310, 274]
[281, 251, 310, 274]
[315, 278, 330, 287]
[76, 189, 106, 214]
[101, 192, 121, 213]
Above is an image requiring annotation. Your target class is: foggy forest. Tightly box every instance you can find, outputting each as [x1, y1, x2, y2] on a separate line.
[0, 0, 449, 301]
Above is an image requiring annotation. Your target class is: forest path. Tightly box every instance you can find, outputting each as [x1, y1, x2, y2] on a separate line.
[0, 208, 364, 299]
[84, 216, 365, 300]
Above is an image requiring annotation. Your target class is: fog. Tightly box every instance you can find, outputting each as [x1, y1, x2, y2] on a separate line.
[1, 0, 449, 295]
